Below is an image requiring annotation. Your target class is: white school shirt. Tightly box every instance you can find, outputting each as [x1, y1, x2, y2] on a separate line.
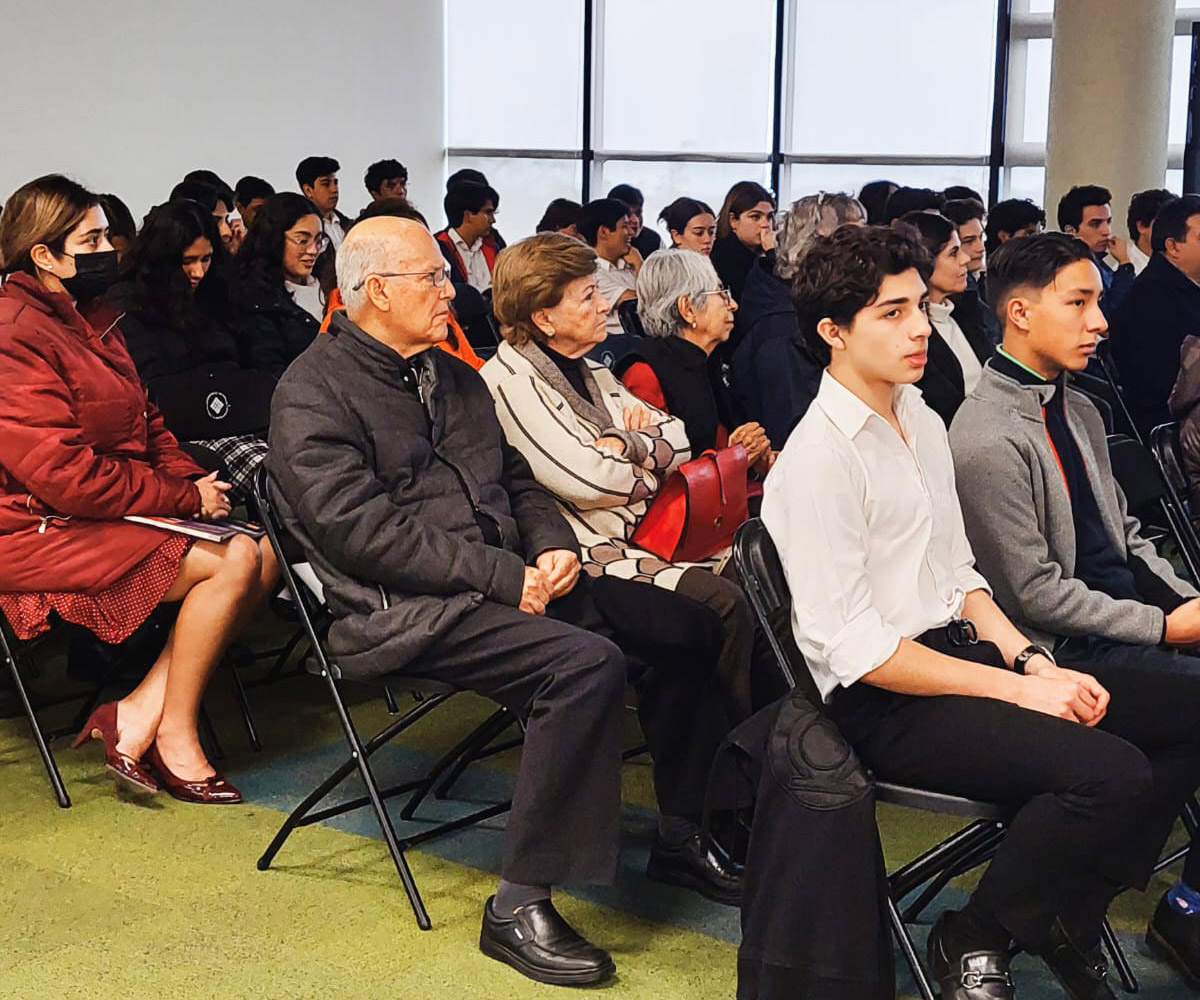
[323, 212, 346, 252]
[595, 257, 638, 339]
[761, 372, 991, 702]
[450, 228, 493, 292]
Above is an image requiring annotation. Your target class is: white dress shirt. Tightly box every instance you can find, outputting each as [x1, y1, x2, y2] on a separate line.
[927, 299, 983, 395]
[1126, 242, 1151, 276]
[761, 372, 991, 701]
[450, 228, 493, 292]
[595, 257, 637, 338]
[323, 212, 346, 252]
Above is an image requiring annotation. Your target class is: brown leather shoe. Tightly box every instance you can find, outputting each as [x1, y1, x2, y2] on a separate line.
[71, 701, 159, 794]
[145, 743, 243, 804]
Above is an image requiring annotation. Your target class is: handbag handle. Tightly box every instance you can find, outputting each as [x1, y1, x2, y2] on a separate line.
[698, 444, 748, 506]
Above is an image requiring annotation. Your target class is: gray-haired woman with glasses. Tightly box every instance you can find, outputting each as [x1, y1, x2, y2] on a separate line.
[617, 249, 773, 475]
[229, 193, 328, 378]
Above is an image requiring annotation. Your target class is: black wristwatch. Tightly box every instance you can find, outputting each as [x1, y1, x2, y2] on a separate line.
[1013, 644, 1055, 675]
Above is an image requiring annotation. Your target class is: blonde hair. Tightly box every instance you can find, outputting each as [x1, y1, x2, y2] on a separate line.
[0, 174, 99, 276]
[491, 233, 598, 347]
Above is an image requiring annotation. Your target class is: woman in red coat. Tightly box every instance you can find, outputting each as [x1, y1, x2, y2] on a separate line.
[0, 175, 278, 803]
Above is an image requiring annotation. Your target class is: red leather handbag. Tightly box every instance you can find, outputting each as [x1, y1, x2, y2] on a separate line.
[633, 445, 749, 562]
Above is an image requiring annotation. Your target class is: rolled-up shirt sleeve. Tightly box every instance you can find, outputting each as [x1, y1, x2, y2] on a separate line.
[763, 441, 902, 695]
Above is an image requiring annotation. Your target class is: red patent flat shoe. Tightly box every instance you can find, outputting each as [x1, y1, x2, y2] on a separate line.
[71, 701, 160, 794]
[144, 743, 243, 804]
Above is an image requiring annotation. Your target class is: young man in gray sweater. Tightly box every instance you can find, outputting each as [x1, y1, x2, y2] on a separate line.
[950, 231, 1200, 986]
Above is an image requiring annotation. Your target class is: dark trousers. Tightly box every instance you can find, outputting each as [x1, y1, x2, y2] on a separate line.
[578, 575, 731, 823]
[405, 596, 626, 887]
[831, 646, 1200, 951]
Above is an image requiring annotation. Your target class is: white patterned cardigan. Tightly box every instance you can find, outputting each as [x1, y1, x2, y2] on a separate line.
[480, 340, 726, 590]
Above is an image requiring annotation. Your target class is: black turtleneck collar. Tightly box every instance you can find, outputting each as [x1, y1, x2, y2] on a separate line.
[542, 343, 590, 399]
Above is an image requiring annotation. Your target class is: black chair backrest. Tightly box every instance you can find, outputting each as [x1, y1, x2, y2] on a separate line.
[617, 298, 647, 339]
[1152, 422, 1190, 499]
[251, 465, 340, 679]
[1070, 378, 1115, 434]
[1106, 433, 1169, 517]
[732, 518, 825, 708]
[1095, 339, 1143, 444]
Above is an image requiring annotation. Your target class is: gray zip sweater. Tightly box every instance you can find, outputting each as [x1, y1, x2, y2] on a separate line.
[948, 363, 1195, 648]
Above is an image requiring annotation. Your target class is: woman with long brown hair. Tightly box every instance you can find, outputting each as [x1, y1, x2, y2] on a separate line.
[0, 174, 278, 803]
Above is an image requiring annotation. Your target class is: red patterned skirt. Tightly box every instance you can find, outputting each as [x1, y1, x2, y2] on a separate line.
[0, 535, 192, 642]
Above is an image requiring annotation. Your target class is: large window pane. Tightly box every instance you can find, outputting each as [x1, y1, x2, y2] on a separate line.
[445, 156, 582, 243]
[600, 0, 775, 153]
[597, 160, 771, 243]
[446, 0, 582, 149]
[790, 0, 996, 157]
[1005, 166, 1046, 205]
[785, 163, 990, 206]
[1022, 38, 1052, 144]
[1167, 168, 1185, 194]
[1170, 34, 1192, 146]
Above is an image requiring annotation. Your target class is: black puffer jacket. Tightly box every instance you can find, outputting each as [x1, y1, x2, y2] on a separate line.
[230, 280, 321, 378]
[106, 281, 241, 382]
[268, 312, 578, 678]
[728, 260, 822, 448]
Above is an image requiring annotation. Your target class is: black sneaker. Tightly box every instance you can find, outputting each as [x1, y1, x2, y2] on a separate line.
[1040, 917, 1116, 1000]
[927, 911, 1016, 1000]
[646, 833, 742, 906]
[1147, 890, 1200, 988]
[479, 896, 615, 987]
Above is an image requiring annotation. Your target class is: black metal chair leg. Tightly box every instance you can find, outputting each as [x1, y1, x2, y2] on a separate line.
[900, 828, 1005, 923]
[3, 642, 70, 808]
[228, 658, 262, 752]
[198, 706, 223, 762]
[888, 897, 936, 1000]
[326, 676, 431, 929]
[403, 707, 511, 819]
[1101, 917, 1138, 994]
[431, 708, 518, 801]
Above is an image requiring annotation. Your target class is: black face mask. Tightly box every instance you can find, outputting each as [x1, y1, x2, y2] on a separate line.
[58, 249, 120, 302]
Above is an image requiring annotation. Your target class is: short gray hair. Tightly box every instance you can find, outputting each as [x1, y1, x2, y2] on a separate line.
[775, 191, 866, 280]
[636, 249, 721, 338]
[336, 232, 396, 313]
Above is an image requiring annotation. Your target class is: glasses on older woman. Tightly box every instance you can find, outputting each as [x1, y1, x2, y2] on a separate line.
[701, 285, 733, 306]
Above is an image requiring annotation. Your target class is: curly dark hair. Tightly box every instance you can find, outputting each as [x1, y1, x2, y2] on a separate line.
[792, 224, 930, 366]
[123, 199, 226, 331]
[229, 192, 318, 299]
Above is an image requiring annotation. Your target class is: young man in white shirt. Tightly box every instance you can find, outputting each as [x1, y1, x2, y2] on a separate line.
[762, 224, 1200, 1000]
[435, 180, 500, 294]
[296, 155, 351, 252]
[577, 198, 641, 365]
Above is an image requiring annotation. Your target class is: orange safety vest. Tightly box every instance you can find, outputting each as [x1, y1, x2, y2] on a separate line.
[319, 287, 485, 371]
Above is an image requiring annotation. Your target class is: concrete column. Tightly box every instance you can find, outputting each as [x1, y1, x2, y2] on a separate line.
[1045, 0, 1174, 228]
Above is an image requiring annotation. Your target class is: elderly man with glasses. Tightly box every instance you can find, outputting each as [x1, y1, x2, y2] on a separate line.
[267, 216, 630, 987]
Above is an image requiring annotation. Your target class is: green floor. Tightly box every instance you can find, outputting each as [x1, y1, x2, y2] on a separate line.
[0, 654, 1193, 999]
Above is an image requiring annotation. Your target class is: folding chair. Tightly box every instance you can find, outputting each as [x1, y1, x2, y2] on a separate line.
[1108, 431, 1200, 584]
[252, 466, 518, 930]
[732, 518, 1138, 998]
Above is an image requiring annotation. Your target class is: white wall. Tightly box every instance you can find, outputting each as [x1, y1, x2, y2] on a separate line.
[0, 0, 446, 225]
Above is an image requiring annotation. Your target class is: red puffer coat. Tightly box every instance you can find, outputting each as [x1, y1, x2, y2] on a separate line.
[0, 273, 203, 594]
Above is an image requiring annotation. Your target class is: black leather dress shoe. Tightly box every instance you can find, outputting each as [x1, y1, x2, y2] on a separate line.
[479, 896, 615, 987]
[646, 833, 742, 906]
[1041, 917, 1116, 1000]
[1147, 891, 1200, 988]
[927, 912, 1015, 1000]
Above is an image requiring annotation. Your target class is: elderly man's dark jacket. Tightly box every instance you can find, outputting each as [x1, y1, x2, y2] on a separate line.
[268, 312, 578, 677]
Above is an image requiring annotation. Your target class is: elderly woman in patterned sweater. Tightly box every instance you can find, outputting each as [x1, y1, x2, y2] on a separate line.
[481, 233, 762, 722]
